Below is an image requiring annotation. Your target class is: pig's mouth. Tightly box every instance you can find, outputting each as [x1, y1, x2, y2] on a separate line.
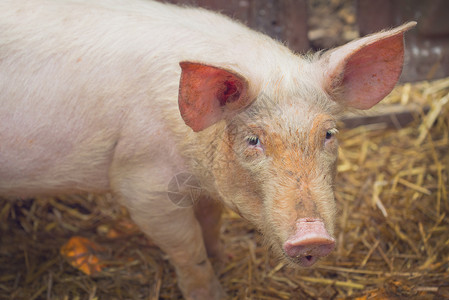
[296, 255, 318, 267]
[284, 251, 325, 268]
[303, 255, 317, 266]
[289, 240, 335, 267]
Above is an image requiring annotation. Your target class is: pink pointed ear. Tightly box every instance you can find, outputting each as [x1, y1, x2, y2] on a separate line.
[322, 22, 416, 110]
[178, 62, 250, 132]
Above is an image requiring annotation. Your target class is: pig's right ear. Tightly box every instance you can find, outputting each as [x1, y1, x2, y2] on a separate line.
[178, 62, 250, 132]
[321, 22, 416, 110]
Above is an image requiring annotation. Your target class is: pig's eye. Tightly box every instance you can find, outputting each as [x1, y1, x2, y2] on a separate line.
[325, 128, 338, 140]
[247, 136, 261, 147]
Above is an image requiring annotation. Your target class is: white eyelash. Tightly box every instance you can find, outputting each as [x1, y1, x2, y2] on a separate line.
[327, 128, 338, 135]
[247, 136, 258, 143]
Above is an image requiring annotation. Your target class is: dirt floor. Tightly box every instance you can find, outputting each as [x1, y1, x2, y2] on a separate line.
[1, 0, 449, 300]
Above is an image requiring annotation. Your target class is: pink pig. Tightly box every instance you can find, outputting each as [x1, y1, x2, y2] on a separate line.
[0, 0, 415, 299]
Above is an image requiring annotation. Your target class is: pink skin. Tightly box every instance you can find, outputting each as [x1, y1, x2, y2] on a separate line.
[283, 219, 335, 267]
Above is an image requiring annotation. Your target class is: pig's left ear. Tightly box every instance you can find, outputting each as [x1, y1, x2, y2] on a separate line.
[321, 21, 416, 110]
[178, 62, 250, 132]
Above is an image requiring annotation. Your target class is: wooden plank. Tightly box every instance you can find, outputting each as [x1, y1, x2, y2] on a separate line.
[342, 104, 429, 129]
[159, 0, 309, 52]
[250, 0, 309, 52]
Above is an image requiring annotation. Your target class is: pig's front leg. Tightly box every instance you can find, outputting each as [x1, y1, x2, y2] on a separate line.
[112, 170, 226, 300]
[194, 196, 224, 258]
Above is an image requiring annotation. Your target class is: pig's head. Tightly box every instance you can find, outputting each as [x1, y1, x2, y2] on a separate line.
[178, 22, 415, 267]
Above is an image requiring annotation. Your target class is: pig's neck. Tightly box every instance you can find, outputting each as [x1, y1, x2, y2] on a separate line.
[178, 123, 226, 200]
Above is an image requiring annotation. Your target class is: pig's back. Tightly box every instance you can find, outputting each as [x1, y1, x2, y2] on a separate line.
[0, 0, 297, 196]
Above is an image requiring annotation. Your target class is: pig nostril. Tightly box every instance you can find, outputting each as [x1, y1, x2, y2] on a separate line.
[306, 255, 313, 261]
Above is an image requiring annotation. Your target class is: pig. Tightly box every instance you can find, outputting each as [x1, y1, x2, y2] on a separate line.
[0, 0, 415, 299]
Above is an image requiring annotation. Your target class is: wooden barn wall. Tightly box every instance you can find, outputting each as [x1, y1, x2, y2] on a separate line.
[160, 0, 310, 52]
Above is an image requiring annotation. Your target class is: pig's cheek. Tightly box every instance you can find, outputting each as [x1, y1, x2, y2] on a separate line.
[241, 146, 264, 161]
[220, 147, 266, 219]
[323, 140, 339, 167]
[324, 137, 338, 153]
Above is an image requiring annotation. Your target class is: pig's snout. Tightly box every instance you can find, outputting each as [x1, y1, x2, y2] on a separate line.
[283, 219, 335, 267]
